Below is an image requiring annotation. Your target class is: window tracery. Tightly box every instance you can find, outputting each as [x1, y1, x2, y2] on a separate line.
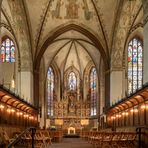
[90, 67, 97, 116]
[47, 67, 54, 116]
[128, 38, 143, 94]
[68, 72, 77, 91]
[1, 37, 15, 62]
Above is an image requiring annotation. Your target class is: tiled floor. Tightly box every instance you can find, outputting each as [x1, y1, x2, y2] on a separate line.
[50, 138, 93, 148]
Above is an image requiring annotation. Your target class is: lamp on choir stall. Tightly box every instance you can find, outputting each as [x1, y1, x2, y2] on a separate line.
[141, 104, 148, 109]
[11, 61, 15, 90]
[11, 75, 15, 89]
[0, 104, 4, 109]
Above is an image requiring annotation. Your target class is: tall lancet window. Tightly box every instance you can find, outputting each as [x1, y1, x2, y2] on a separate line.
[128, 38, 143, 94]
[47, 67, 54, 116]
[90, 67, 97, 116]
[68, 72, 77, 90]
[1, 37, 15, 62]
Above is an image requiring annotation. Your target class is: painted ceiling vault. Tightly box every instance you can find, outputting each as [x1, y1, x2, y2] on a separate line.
[1, 0, 143, 72]
[43, 30, 101, 76]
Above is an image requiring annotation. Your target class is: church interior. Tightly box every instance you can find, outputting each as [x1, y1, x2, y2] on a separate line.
[0, 0, 148, 147]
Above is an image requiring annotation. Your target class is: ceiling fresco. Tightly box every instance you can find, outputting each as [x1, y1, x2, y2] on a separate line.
[1, 0, 143, 72]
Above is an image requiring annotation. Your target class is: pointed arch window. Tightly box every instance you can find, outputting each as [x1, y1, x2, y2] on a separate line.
[1, 37, 15, 62]
[47, 67, 54, 116]
[90, 67, 97, 116]
[68, 72, 77, 90]
[128, 38, 143, 94]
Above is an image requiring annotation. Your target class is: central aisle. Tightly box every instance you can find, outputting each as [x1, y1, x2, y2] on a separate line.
[50, 138, 93, 148]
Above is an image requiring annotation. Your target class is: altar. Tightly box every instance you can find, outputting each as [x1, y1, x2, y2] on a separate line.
[68, 127, 75, 134]
[52, 90, 90, 135]
[64, 126, 80, 138]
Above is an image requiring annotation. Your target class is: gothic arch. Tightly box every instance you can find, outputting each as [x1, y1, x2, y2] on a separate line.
[84, 61, 97, 82]
[1, 27, 21, 66]
[83, 61, 96, 101]
[64, 65, 80, 86]
[34, 23, 109, 71]
[123, 30, 143, 95]
[34, 23, 109, 106]
[123, 28, 143, 68]
[64, 66, 80, 99]
[46, 61, 61, 100]
[44, 61, 60, 85]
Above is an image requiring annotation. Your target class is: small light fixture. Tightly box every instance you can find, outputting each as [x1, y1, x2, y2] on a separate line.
[29, 116, 33, 120]
[11, 77, 15, 88]
[11, 80, 14, 88]
[122, 112, 125, 116]
[24, 114, 29, 118]
[141, 105, 145, 109]
[118, 114, 121, 118]
[134, 108, 138, 113]
[130, 109, 134, 112]
[116, 114, 119, 118]
[111, 116, 116, 120]
[125, 112, 128, 116]
[11, 109, 15, 113]
[0, 104, 4, 109]
[16, 112, 20, 116]
[7, 108, 11, 113]
[19, 112, 23, 115]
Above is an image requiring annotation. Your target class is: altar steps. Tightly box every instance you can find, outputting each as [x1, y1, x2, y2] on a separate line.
[64, 134, 80, 138]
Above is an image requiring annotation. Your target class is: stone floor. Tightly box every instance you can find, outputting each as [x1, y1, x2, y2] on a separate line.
[50, 138, 93, 148]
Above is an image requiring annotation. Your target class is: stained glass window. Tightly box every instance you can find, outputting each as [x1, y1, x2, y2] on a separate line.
[47, 67, 54, 116]
[1, 37, 15, 62]
[90, 67, 97, 116]
[68, 72, 77, 90]
[128, 38, 143, 94]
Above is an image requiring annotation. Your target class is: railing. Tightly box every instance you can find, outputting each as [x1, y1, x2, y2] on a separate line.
[8, 127, 36, 148]
[136, 126, 148, 148]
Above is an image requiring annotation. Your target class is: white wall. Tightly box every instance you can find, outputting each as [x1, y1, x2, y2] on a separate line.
[143, 22, 148, 84]
[2, 63, 14, 88]
[20, 71, 33, 103]
[99, 65, 105, 114]
[110, 70, 123, 105]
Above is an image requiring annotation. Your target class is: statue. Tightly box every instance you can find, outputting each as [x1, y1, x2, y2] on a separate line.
[68, 95, 76, 115]
[65, 0, 79, 19]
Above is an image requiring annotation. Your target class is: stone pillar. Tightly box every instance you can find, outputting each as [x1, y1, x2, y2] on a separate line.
[110, 70, 123, 106]
[39, 66, 46, 129]
[20, 71, 33, 103]
[143, 0, 148, 84]
[99, 64, 105, 115]
[105, 71, 110, 109]
[34, 70, 39, 107]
